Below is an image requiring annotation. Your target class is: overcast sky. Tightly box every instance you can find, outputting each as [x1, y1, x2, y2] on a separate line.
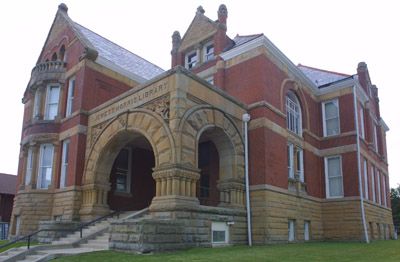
[0, 0, 398, 187]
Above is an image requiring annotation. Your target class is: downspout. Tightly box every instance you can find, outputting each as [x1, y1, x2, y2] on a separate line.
[353, 84, 369, 243]
[242, 113, 252, 246]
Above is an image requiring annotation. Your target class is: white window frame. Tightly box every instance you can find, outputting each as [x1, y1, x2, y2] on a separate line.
[33, 90, 41, 119]
[371, 166, 376, 203]
[288, 219, 296, 242]
[65, 76, 75, 117]
[25, 148, 33, 186]
[363, 158, 369, 200]
[377, 170, 381, 205]
[287, 143, 294, 179]
[185, 50, 198, 69]
[286, 92, 302, 135]
[322, 99, 340, 137]
[304, 221, 310, 241]
[373, 124, 378, 152]
[324, 155, 344, 198]
[37, 143, 54, 189]
[60, 139, 70, 188]
[297, 147, 304, 182]
[203, 41, 214, 62]
[44, 84, 60, 120]
[359, 107, 365, 139]
[211, 222, 229, 246]
[115, 148, 132, 193]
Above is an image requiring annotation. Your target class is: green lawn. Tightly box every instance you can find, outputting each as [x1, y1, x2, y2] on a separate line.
[55, 240, 400, 262]
[0, 240, 39, 253]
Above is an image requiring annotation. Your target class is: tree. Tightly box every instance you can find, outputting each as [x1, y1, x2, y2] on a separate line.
[390, 185, 400, 233]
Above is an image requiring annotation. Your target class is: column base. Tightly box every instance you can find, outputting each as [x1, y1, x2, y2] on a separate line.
[149, 195, 200, 212]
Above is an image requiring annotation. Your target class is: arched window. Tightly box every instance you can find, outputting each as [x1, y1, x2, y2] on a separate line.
[286, 91, 302, 135]
[59, 45, 66, 62]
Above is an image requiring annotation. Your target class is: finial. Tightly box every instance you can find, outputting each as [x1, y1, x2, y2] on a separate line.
[58, 3, 68, 13]
[357, 61, 367, 70]
[218, 4, 227, 17]
[197, 6, 205, 15]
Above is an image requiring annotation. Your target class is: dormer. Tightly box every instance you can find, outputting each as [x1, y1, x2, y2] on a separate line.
[171, 5, 232, 71]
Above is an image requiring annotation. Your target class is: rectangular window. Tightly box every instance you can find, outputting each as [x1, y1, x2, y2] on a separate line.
[65, 77, 75, 117]
[211, 222, 229, 245]
[296, 147, 304, 182]
[304, 221, 310, 241]
[371, 166, 376, 202]
[204, 42, 214, 61]
[60, 139, 70, 188]
[324, 156, 343, 198]
[287, 143, 294, 179]
[114, 148, 131, 193]
[359, 108, 365, 139]
[377, 170, 381, 205]
[33, 90, 41, 119]
[363, 159, 369, 200]
[373, 124, 378, 152]
[322, 99, 340, 136]
[186, 51, 198, 69]
[44, 84, 60, 120]
[25, 148, 33, 186]
[37, 144, 54, 189]
[288, 219, 296, 242]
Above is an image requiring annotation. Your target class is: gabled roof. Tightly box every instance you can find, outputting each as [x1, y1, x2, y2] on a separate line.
[179, 8, 219, 52]
[0, 173, 17, 195]
[298, 64, 351, 87]
[37, 4, 163, 84]
[74, 23, 164, 82]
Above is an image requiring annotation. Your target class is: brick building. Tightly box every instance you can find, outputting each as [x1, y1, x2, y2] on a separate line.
[10, 4, 393, 248]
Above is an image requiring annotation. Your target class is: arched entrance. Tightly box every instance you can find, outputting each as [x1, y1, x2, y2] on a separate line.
[80, 110, 176, 219]
[107, 134, 155, 211]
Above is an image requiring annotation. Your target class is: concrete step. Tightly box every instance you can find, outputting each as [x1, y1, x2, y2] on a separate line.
[17, 254, 46, 262]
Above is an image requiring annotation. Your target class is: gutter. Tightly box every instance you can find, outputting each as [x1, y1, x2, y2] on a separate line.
[353, 85, 369, 243]
[242, 113, 252, 246]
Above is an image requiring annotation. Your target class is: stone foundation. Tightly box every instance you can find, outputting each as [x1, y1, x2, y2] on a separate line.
[109, 205, 247, 253]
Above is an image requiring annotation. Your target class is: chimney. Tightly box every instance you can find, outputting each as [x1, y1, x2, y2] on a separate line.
[357, 62, 369, 94]
[171, 31, 182, 68]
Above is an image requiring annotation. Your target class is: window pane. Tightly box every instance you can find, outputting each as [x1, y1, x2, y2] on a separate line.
[325, 102, 338, 119]
[212, 231, 225, 243]
[327, 157, 340, 178]
[326, 119, 339, 135]
[49, 86, 60, 103]
[329, 177, 343, 197]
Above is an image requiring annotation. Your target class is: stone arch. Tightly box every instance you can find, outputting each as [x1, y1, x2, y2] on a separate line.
[178, 105, 245, 207]
[280, 78, 310, 131]
[83, 108, 175, 186]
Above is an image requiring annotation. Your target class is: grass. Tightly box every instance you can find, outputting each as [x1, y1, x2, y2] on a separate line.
[54, 240, 400, 262]
[0, 240, 39, 253]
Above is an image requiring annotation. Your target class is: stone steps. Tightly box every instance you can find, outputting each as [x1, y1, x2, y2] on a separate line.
[0, 209, 147, 261]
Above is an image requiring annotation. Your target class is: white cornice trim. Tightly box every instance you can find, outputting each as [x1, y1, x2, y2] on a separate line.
[220, 35, 318, 92]
[380, 118, 390, 132]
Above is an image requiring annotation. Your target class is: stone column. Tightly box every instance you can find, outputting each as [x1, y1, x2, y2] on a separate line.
[217, 178, 245, 208]
[150, 164, 200, 211]
[79, 182, 111, 221]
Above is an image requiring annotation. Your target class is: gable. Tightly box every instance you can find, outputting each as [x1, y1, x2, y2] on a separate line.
[179, 14, 218, 52]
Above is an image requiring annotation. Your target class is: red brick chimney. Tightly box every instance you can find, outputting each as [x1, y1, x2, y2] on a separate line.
[214, 4, 228, 55]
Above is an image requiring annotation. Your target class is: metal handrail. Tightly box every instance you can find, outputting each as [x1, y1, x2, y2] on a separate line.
[0, 211, 120, 251]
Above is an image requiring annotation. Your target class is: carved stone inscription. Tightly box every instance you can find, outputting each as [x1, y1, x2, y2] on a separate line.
[91, 80, 169, 126]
